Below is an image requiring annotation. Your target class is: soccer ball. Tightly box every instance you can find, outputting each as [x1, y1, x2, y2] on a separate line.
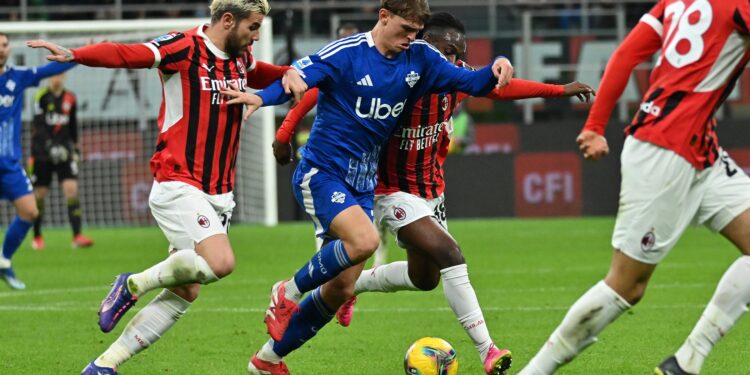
[404, 337, 459, 375]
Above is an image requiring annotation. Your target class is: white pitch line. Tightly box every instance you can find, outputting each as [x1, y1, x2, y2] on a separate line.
[0, 303, 708, 314]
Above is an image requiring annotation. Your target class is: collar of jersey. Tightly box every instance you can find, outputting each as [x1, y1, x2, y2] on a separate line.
[197, 24, 230, 60]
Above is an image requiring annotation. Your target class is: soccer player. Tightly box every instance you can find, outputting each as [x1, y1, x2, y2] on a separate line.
[519, 1, 750, 374]
[0, 32, 76, 290]
[275, 22, 394, 266]
[28, 1, 306, 374]
[220, 1, 514, 373]
[274, 12, 595, 375]
[30, 73, 94, 250]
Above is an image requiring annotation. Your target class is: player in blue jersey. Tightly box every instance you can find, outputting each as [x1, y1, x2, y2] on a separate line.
[221, 1, 513, 373]
[0, 32, 76, 290]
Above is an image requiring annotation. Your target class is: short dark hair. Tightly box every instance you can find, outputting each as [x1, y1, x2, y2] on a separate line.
[417, 12, 465, 39]
[381, 0, 430, 24]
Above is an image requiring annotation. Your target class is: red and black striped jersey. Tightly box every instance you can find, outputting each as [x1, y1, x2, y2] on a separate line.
[375, 70, 565, 199]
[584, 0, 750, 170]
[72, 24, 290, 194]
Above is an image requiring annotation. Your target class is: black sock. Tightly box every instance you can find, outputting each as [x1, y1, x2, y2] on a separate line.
[33, 197, 44, 237]
[67, 198, 82, 236]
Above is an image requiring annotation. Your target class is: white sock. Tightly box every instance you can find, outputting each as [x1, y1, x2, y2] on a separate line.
[128, 250, 218, 297]
[675, 256, 750, 374]
[257, 339, 282, 363]
[520, 280, 631, 375]
[373, 224, 389, 267]
[354, 261, 417, 294]
[94, 289, 191, 369]
[441, 264, 494, 362]
[284, 279, 303, 302]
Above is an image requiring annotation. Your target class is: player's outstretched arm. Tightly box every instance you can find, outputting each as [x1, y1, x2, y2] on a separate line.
[28, 39, 157, 69]
[485, 79, 595, 102]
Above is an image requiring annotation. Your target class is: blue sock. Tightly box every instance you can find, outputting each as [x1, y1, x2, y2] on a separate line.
[293, 239, 352, 294]
[3, 216, 32, 261]
[272, 288, 334, 357]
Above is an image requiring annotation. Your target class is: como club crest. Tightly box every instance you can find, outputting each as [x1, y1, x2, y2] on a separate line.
[197, 215, 210, 228]
[405, 71, 420, 88]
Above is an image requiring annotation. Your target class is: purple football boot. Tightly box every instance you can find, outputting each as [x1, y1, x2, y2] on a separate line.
[81, 361, 117, 375]
[98, 272, 138, 333]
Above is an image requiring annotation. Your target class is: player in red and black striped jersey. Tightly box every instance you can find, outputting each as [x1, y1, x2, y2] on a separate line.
[30, 1, 307, 374]
[523, 1, 750, 374]
[273, 12, 594, 375]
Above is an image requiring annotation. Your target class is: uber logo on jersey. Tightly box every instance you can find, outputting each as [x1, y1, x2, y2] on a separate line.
[355, 97, 406, 119]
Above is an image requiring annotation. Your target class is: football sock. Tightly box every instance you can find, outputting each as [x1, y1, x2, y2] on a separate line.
[94, 289, 190, 368]
[373, 224, 388, 266]
[520, 280, 630, 375]
[127, 250, 218, 297]
[33, 197, 44, 237]
[289, 239, 352, 298]
[257, 339, 283, 363]
[2, 216, 32, 261]
[441, 264, 493, 362]
[675, 256, 750, 374]
[354, 261, 417, 294]
[67, 197, 82, 236]
[272, 288, 334, 357]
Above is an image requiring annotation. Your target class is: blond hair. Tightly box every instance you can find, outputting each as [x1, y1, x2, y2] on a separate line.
[209, 0, 271, 23]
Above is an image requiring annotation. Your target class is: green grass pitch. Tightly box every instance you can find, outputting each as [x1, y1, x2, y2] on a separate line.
[1, 218, 748, 374]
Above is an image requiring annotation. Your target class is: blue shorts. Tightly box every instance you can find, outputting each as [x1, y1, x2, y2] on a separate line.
[292, 158, 374, 239]
[0, 161, 33, 201]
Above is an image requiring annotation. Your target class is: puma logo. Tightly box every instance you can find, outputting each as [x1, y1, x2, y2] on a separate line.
[201, 63, 215, 72]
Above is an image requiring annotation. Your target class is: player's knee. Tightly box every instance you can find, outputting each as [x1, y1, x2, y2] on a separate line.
[344, 231, 380, 262]
[19, 206, 39, 221]
[208, 256, 235, 279]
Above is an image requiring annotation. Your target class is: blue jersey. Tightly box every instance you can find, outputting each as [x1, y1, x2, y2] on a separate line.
[258, 32, 499, 193]
[0, 62, 75, 164]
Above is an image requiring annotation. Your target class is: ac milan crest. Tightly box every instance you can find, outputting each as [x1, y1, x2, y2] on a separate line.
[394, 207, 407, 221]
[197, 215, 210, 228]
[641, 230, 655, 252]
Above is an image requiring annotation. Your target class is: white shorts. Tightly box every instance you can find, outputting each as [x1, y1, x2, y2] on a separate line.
[149, 181, 235, 251]
[613, 137, 750, 264]
[375, 192, 447, 247]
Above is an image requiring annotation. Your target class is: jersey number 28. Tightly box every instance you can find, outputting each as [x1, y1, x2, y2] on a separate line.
[663, 0, 712, 68]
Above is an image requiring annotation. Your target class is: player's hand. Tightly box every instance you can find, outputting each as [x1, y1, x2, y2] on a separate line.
[26, 40, 74, 62]
[272, 140, 293, 165]
[221, 83, 263, 120]
[576, 130, 609, 160]
[492, 57, 513, 89]
[282, 69, 307, 108]
[564, 81, 596, 103]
